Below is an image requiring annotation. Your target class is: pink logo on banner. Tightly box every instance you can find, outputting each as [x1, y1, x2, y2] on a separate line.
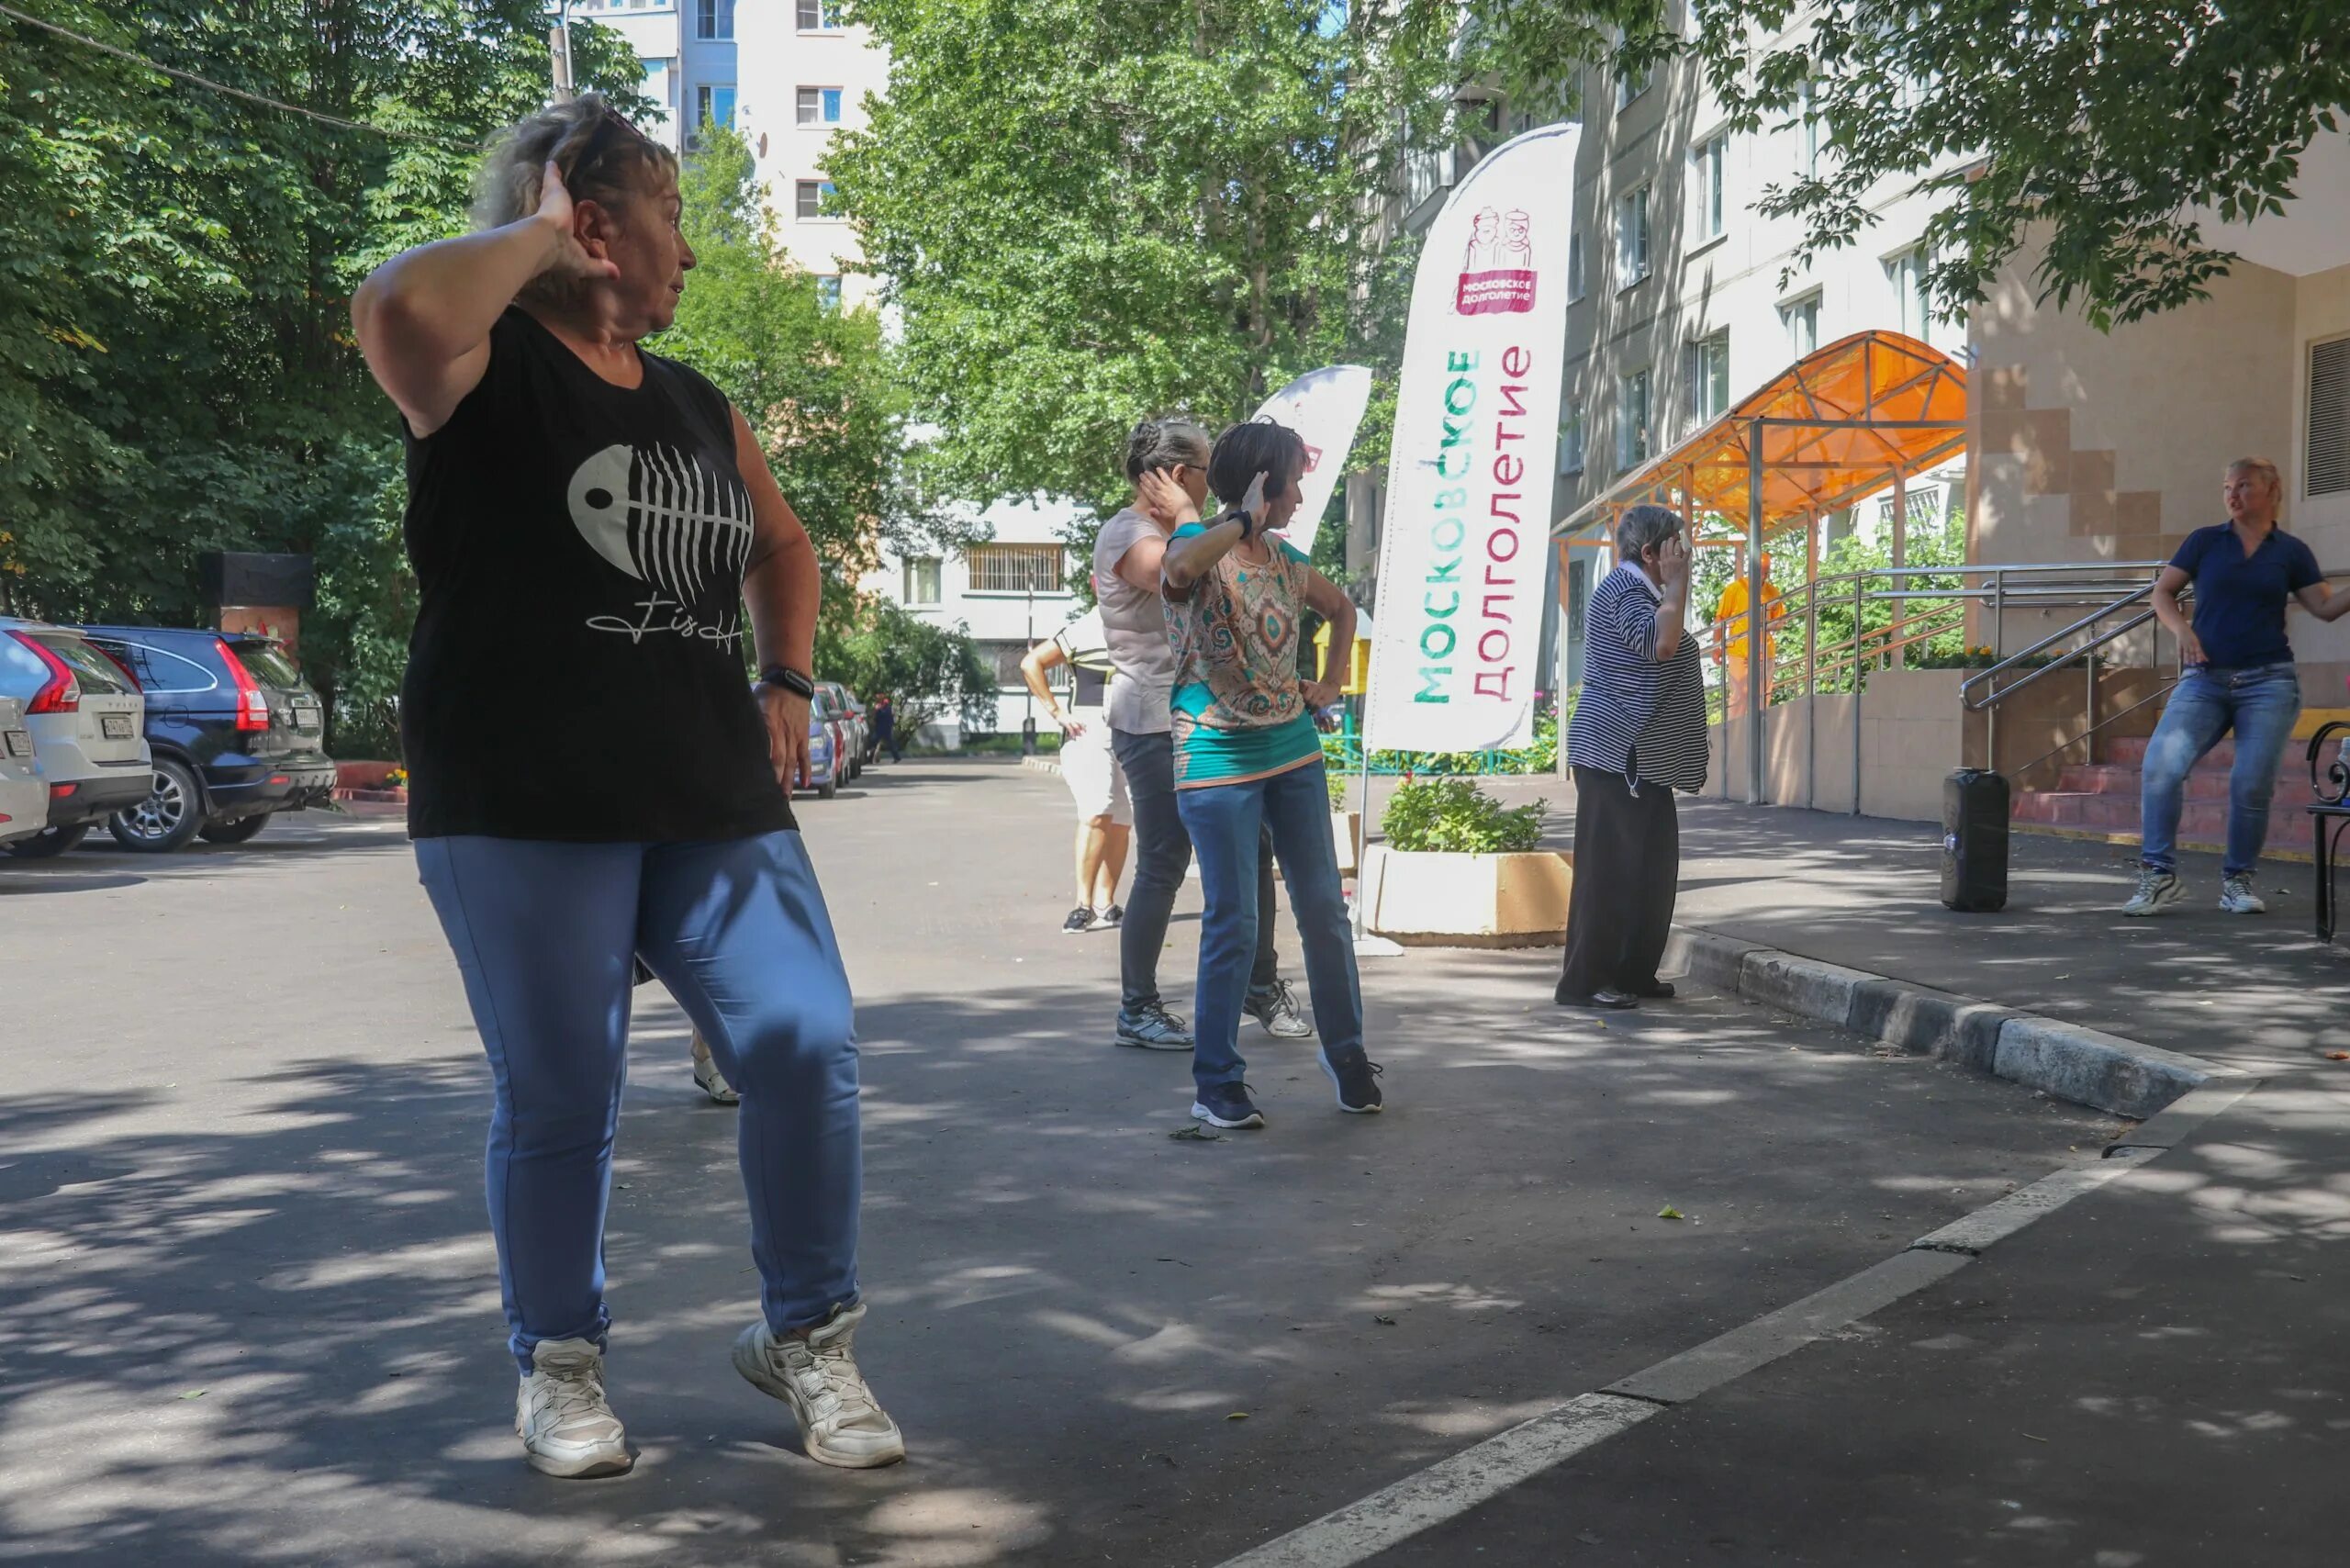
[1455, 206, 1538, 316]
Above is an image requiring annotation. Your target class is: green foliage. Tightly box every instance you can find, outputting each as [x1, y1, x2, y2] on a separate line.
[0, 0, 648, 756]
[1381, 778, 1547, 855]
[822, 600, 996, 742]
[1465, 1, 2350, 330]
[829, 0, 1482, 512]
[1322, 699, 1561, 777]
[661, 123, 928, 653]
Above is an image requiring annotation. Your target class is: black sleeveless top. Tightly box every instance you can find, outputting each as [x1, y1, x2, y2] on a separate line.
[398, 308, 794, 841]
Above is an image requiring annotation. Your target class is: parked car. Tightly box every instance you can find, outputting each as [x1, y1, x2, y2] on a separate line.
[0, 696, 48, 851]
[816, 681, 867, 778]
[802, 704, 840, 800]
[78, 626, 337, 853]
[0, 618, 151, 857]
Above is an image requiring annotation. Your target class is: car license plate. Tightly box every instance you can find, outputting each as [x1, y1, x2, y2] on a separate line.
[101, 713, 133, 740]
[295, 705, 322, 732]
[3, 730, 28, 758]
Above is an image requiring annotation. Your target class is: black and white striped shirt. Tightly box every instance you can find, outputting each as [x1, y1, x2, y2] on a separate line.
[1564, 563, 1711, 794]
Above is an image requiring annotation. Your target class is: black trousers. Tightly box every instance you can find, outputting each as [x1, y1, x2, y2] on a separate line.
[1556, 765, 1681, 999]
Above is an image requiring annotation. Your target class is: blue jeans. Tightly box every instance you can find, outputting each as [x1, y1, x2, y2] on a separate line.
[1173, 759, 1365, 1097]
[1111, 727, 1279, 1014]
[2140, 663, 2301, 877]
[416, 831, 859, 1372]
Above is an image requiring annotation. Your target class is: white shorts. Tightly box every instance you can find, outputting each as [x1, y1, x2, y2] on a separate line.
[1059, 718, 1132, 825]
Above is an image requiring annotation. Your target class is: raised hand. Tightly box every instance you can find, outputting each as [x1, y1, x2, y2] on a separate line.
[1136, 465, 1198, 529]
[538, 160, 621, 282]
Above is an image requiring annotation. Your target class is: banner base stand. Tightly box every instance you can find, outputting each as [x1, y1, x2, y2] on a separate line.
[1353, 934, 1406, 958]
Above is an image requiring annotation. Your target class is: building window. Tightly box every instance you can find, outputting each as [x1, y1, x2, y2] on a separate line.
[694, 0, 733, 40]
[816, 274, 843, 311]
[797, 0, 842, 28]
[1616, 368, 1651, 472]
[965, 543, 1066, 594]
[902, 555, 942, 606]
[1889, 247, 1931, 340]
[1615, 62, 1653, 111]
[2311, 334, 2350, 498]
[1798, 79, 1821, 178]
[796, 179, 838, 219]
[1782, 292, 1821, 358]
[797, 86, 845, 125]
[1568, 227, 1586, 302]
[1692, 131, 1727, 241]
[1690, 331, 1730, 423]
[1560, 407, 1586, 476]
[1615, 185, 1651, 288]
[696, 84, 736, 132]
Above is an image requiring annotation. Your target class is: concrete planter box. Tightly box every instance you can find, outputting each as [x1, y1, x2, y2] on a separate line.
[1357, 844, 1574, 947]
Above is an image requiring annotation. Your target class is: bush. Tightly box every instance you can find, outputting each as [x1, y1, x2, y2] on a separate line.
[1381, 778, 1546, 854]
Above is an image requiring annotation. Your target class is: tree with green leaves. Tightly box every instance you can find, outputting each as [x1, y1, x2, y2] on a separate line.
[827, 0, 1476, 514]
[1465, 0, 2350, 330]
[822, 600, 996, 744]
[661, 122, 932, 678]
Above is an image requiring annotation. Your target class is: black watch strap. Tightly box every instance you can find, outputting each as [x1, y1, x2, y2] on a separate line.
[758, 666, 815, 700]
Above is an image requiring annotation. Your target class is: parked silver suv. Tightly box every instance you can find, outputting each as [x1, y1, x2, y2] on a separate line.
[0, 618, 151, 857]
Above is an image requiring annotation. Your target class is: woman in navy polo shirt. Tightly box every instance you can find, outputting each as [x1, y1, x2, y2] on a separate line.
[2126, 457, 2350, 915]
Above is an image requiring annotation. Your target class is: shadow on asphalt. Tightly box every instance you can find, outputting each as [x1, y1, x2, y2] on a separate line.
[0, 962, 2122, 1568]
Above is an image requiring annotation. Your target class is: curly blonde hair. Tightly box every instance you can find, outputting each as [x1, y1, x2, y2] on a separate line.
[471, 94, 679, 311]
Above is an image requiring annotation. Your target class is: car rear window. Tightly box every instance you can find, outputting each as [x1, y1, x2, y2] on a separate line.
[35, 633, 134, 695]
[229, 641, 307, 689]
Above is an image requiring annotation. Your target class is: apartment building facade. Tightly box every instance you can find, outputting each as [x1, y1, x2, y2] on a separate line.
[861, 498, 1087, 744]
[733, 0, 890, 310]
[565, 0, 738, 155]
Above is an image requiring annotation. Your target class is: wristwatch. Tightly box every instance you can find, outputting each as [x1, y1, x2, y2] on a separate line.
[757, 665, 815, 700]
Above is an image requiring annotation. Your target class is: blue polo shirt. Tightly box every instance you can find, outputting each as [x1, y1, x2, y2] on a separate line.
[2170, 523, 2321, 668]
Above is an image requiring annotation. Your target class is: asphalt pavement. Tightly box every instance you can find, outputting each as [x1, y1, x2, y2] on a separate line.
[0, 760, 2121, 1567]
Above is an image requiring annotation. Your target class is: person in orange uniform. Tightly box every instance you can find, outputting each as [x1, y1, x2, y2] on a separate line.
[1712, 554, 1785, 717]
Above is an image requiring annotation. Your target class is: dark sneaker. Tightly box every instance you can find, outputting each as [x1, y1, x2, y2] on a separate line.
[1192, 1081, 1266, 1129]
[1097, 904, 1125, 928]
[1556, 987, 1639, 1011]
[1245, 979, 1315, 1039]
[1115, 1004, 1194, 1051]
[1630, 980, 1675, 1000]
[1061, 905, 1097, 935]
[1317, 1048, 1383, 1114]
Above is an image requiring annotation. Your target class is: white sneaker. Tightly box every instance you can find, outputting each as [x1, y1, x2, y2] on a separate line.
[733, 1303, 906, 1468]
[690, 1032, 739, 1104]
[2121, 868, 2183, 917]
[516, 1338, 632, 1477]
[2219, 874, 2267, 914]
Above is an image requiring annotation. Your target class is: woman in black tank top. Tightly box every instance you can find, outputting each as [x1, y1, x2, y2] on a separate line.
[352, 95, 901, 1478]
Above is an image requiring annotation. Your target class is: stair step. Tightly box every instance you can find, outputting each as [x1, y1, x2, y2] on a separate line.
[2053, 763, 2235, 801]
[2009, 792, 2321, 854]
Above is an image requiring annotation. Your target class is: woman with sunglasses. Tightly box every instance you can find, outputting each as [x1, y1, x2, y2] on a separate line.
[352, 95, 901, 1478]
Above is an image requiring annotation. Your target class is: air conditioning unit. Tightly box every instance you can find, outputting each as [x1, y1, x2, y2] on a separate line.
[684, 130, 703, 151]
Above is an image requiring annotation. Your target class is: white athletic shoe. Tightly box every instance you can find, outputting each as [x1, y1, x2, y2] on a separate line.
[690, 1032, 739, 1104]
[2121, 868, 2184, 917]
[516, 1338, 632, 1477]
[2219, 874, 2267, 914]
[733, 1303, 906, 1468]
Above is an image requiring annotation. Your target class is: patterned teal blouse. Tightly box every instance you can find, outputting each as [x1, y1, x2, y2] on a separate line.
[1163, 523, 1323, 789]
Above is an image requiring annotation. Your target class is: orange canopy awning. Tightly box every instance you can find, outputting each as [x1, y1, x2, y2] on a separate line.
[1554, 330, 1968, 543]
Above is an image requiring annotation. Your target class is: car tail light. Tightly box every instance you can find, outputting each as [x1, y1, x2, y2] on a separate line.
[50, 781, 77, 799]
[218, 638, 271, 731]
[9, 632, 78, 714]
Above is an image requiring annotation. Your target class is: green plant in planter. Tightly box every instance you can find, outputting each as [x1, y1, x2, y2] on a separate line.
[1326, 768, 1352, 812]
[1381, 778, 1547, 854]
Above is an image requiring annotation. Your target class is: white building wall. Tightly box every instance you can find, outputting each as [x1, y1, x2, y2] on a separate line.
[858, 498, 1087, 743]
[570, 0, 737, 156]
[734, 0, 890, 309]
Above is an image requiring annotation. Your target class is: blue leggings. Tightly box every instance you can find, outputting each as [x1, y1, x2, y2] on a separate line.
[416, 831, 858, 1373]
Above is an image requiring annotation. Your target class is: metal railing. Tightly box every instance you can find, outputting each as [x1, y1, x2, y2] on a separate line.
[1692, 559, 2171, 810]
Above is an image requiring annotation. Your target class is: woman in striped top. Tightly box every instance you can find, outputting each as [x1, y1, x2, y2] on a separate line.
[1558, 503, 1709, 1009]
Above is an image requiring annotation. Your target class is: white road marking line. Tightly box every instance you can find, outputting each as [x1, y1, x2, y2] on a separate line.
[1214, 1394, 1661, 1568]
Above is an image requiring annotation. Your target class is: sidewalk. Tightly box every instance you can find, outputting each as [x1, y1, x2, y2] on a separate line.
[1354, 801, 2350, 1567]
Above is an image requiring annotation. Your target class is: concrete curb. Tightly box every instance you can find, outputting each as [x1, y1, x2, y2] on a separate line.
[1019, 756, 1063, 778]
[1663, 924, 2248, 1121]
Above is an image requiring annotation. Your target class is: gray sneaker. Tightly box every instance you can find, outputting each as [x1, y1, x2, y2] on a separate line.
[1114, 1003, 1194, 1051]
[2121, 867, 2184, 917]
[2219, 874, 2267, 914]
[1244, 980, 1315, 1039]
